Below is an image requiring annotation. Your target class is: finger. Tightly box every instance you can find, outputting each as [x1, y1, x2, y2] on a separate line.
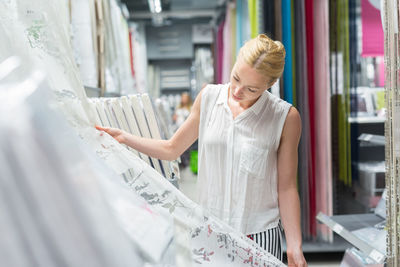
[95, 125, 105, 131]
[95, 125, 110, 133]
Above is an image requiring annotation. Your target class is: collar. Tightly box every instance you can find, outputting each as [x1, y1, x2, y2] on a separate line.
[250, 91, 268, 115]
[216, 83, 229, 105]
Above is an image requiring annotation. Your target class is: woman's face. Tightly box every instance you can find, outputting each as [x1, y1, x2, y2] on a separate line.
[181, 93, 190, 105]
[229, 57, 272, 107]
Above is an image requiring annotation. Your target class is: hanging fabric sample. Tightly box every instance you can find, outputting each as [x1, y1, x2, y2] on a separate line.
[222, 2, 235, 83]
[330, 0, 352, 187]
[216, 19, 225, 84]
[194, 47, 214, 94]
[130, 22, 148, 94]
[236, 0, 244, 55]
[305, 0, 317, 238]
[230, 3, 237, 68]
[70, 0, 98, 88]
[281, 0, 294, 104]
[263, 1, 275, 40]
[154, 98, 174, 139]
[141, 94, 175, 179]
[248, 0, 259, 38]
[274, 0, 284, 96]
[313, 0, 333, 243]
[383, 0, 400, 264]
[101, 0, 135, 95]
[361, 0, 384, 57]
[293, 0, 312, 240]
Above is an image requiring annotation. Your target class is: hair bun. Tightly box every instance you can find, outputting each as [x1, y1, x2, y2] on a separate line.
[239, 33, 286, 81]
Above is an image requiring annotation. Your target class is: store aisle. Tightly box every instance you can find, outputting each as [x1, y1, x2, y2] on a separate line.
[179, 167, 342, 267]
[178, 166, 198, 202]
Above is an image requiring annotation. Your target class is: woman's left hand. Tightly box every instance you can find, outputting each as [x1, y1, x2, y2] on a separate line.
[287, 249, 307, 267]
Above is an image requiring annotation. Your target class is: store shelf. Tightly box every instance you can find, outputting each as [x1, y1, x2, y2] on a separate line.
[348, 116, 385, 124]
[358, 133, 385, 147]
[282, 234, 351, 253]
[316, 212, 385, 264]
[84, 86, 101, 98]
[103, 92, 121, 97]
[327, 213, 383, 231]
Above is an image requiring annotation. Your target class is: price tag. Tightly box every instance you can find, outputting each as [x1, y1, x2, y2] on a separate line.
[369, 249, 385, 263]
[364, 134, 373, 141]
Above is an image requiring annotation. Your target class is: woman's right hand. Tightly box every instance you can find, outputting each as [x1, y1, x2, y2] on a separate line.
[95, 125, 126, 144]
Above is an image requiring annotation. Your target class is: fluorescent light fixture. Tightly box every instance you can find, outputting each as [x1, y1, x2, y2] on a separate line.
[148, 0, 162, 13]
[154, 0, 162, 13]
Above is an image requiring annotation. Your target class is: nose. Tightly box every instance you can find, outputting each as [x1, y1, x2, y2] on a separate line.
[233, 86, 245, 96]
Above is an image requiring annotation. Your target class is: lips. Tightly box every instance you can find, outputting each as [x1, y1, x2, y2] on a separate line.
[232, 94, 242, 101]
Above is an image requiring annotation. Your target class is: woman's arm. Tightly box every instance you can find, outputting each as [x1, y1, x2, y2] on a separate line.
[277, 107, 307, 267]
[96, 90, 204, 161]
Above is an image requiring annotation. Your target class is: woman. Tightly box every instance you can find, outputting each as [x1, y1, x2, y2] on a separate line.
[96, 34, 307, 266]
[172, 92, 193, 167]
[173, 92, 192, 130]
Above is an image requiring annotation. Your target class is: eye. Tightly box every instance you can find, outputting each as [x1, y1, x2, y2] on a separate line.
[233, 76, 239, 81]
[248, 88, 257, 93]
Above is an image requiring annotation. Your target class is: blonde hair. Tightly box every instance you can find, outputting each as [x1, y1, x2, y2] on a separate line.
[178, 92, 192, 110]
[238, 34, 286, 83]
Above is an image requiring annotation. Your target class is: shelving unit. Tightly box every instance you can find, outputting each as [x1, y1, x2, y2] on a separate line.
[348, 116, 385, 124]
[316, 212, 385, 264]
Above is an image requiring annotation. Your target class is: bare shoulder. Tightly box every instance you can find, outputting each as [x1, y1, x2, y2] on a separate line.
[281, 107, 301, 142]
[286, 107, 301, 125]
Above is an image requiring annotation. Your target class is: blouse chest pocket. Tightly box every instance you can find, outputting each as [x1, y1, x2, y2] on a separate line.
[239, 143, 268, 179]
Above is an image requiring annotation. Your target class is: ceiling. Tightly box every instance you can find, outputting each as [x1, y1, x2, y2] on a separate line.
[121, 0, 226, 22]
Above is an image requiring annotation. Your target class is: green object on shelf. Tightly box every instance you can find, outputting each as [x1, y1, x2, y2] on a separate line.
[190, 150, 198, 174]
[376, 91, 385, 111]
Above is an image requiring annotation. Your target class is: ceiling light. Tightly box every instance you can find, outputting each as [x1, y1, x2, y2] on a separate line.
[148, 0, 162, 13]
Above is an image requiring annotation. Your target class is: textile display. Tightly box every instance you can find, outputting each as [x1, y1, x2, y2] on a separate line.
[361, 0, 384, 57]
[141, 94, 176, 180]
[383, 0, 400, 264]
[0, 65, 148, 267]
[214, 0, 338, 242]
[0, 1, 285, 265]
[263, 0, 275, 39]
[230, 3, 237, 71]
[221, 2, 234, 83]
[305, 0, 317, 238]
[70, 0, 139, 95]
[147, 63, 160, 98]
[349, 0, 358, 93]
[293, 0, 312, 240]
[216, 19, 225, 84]
[338, 0, 352, 187]
[281, 0, 294, 104]
[104, 0, 133, 94]
[236, 0, 243, 56]
[248, 0, 259, 38]
[154, 97, 175, 139]
[194, 47, 214, 94]
[70, 0, 98, 88]
[96, 0, 136, 95]
[130, 22, 148, 94]
[313, 0, 333, 243]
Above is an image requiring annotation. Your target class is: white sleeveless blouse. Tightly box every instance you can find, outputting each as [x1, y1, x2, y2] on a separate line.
[197, 83, 292, 234]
